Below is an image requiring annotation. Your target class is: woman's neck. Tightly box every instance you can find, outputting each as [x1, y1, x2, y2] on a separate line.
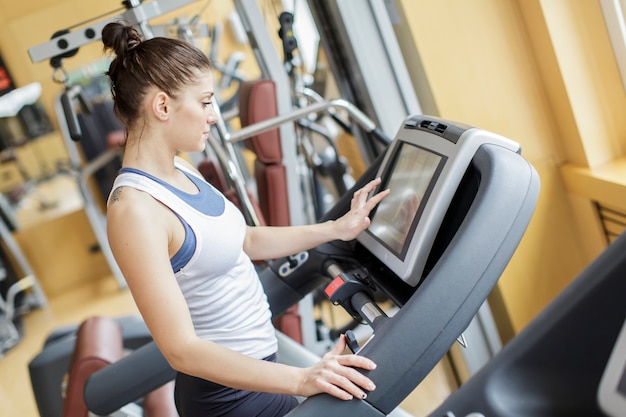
[122, 135, 178, 180]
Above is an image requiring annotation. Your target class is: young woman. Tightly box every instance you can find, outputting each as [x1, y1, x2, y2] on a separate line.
[102, 20, 389, 417]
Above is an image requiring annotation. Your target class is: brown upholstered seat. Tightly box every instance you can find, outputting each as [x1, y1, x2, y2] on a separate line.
[238, 79, 291, 227]
[62, 316, 178, 417]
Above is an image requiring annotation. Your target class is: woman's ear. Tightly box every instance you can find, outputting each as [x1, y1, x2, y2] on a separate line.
[152, 91, 170, 121]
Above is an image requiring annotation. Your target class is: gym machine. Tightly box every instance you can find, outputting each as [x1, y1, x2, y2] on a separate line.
[27, 0, 208, 65]
[28, 0, 210, 290]
[30, 115, 540, 416]
[425, 221, 626, 417]
[0, 84, 48, 356]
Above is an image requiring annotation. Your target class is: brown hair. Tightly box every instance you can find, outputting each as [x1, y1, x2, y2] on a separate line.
[101, 20, 212, 130]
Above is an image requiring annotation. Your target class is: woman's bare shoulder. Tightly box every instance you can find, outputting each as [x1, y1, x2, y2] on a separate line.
[107, 186, 163, 227]
[109, 185, 152, 209]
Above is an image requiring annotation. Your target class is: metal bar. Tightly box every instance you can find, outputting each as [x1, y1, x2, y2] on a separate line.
[28, 0, 200, 63]
[0, 219, 47, 308]
[53, 93, 128, 290]
[228, 99, 377, 144]
[209, 102, 262, 227]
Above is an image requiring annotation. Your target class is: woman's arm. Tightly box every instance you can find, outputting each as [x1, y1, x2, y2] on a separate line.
[244, 178, 390, 260]
[107, 186, 376, 400]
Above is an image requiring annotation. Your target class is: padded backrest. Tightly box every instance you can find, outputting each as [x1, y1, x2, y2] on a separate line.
[238, 79, 290, 226]
[238, 79, 283, 164]
[254, 159, 290, 227]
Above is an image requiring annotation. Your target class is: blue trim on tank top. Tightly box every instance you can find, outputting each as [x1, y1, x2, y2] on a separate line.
[120, 167, 225, 216]
[119, 167, 223, 272]
[170, 213, 195, 272]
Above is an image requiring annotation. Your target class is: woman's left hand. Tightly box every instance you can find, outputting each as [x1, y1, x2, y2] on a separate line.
[334, 178, 390, 241]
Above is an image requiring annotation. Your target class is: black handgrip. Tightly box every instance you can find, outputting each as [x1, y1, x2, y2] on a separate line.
[60, 91, 82, 142]
[344, 330, 360, 353]
[60, 85, 94, 141]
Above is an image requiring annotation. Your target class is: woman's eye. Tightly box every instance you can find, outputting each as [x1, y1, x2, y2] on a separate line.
[202, 101, 212, 107]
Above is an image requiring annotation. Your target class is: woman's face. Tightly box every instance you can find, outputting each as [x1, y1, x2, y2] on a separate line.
[167, 70, 218, 153]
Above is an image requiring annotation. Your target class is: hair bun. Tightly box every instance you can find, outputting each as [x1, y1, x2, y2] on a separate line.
[102, 20, 143, 58]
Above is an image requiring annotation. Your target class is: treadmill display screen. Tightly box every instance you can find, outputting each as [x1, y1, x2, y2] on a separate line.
[368, 142, 445, 259]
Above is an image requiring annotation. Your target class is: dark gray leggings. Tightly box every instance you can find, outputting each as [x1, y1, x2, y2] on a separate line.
[174, 354, 299, 417]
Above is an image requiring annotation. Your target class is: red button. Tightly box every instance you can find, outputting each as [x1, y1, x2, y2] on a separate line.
[324, 276, 344, 297]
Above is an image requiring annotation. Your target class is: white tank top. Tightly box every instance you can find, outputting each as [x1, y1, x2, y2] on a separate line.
[109, 163, 277, 359]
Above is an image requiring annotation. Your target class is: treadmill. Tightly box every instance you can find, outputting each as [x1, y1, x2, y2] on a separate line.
[29, 115, 540, 416]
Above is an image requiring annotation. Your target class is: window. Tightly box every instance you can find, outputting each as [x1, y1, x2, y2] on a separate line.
[600, 0, 626, 92]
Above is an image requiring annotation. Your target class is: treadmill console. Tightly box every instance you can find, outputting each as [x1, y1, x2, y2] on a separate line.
[357, 115, 520, 286]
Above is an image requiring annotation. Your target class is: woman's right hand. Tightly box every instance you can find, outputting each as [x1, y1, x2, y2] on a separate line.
[297, 334, 377, 400]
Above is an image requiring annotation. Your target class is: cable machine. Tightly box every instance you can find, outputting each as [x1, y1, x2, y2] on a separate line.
[28, 0, 209, 290]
